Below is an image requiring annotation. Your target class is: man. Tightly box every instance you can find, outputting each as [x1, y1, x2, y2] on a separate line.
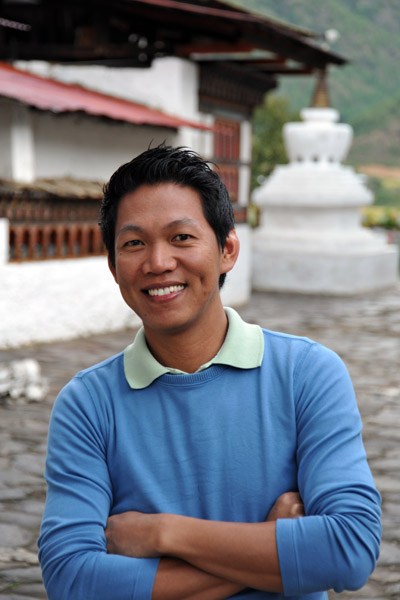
[38, 145, 381, 599]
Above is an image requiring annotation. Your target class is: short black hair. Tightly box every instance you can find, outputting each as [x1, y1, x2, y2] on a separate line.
[100, 144, 235, 288]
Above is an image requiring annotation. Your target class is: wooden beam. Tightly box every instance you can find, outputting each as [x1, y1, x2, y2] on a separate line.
[241, 29, 345, 69]
[0, 42, 157, 65]
[176, 39, 254, 57]
[257, 67, 313, 76]
[237, 56, 287, 65]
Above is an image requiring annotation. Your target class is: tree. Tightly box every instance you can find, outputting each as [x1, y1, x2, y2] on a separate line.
[251, 94, 300, 189]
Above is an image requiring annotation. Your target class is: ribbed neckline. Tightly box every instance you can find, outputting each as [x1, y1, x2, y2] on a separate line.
[154, 364, 228, 387]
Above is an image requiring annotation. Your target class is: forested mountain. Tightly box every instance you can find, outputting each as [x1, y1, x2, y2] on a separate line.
[226, 0, 400, 166]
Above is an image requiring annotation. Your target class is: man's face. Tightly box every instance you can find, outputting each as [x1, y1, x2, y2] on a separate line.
[109, 183, 238, 338]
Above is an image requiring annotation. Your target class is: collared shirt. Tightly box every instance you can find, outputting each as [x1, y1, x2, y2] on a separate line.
[124, 307, 264, 389]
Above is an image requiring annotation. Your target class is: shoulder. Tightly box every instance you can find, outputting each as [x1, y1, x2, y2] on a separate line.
[75, 351, 125, 379]
[55, 351, 126, 414]
[260, 328, 349, 386]
[261, 327, 336, 363]
[261, 328, 314, 348]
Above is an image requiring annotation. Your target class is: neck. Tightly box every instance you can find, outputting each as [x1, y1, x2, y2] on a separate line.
[144, 308, 229, 373]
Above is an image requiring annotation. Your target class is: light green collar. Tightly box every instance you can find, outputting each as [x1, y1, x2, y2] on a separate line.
[124, 307, 264, 389]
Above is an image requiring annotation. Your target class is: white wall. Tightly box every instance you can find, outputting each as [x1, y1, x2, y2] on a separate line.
[0, 99, 12, 179]
[33, 112, 177, 181]
[1, 94, 180, 184]
[238, 120, 252, 207]
[221, 223, 251, 308]
[0, 254, 140, 349]
[11, 104, 35, 182]
[16, 58, 214, 162]
[17, 58, 200, 119]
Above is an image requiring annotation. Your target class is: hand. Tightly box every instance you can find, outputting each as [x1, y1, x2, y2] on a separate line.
[105, 510, 163, 558]
[266, 491, 305, 522]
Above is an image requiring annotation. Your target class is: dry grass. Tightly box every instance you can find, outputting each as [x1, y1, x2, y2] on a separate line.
[358, 164, 400, 180]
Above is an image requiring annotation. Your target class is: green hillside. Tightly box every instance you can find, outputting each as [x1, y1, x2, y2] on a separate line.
[227, 0, 400, 166]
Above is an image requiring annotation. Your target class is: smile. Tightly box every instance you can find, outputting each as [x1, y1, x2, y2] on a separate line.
[147, 285, 185, 297]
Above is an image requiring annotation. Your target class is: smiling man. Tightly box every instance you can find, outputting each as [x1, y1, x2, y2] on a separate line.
[38, 145, 381, 600]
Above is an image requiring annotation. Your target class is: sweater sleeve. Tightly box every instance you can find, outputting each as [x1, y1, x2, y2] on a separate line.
[38, 376, 159, 600]
[276, 343, 381, 596]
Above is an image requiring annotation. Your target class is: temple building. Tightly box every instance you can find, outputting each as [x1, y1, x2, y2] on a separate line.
[0, 0, 348, 346]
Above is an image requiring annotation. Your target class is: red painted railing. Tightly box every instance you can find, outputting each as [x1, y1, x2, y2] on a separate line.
[8, 222, 105, 261]
[1, 191, 105, 262]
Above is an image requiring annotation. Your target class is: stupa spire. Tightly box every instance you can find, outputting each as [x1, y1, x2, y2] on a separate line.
[310, 69, 330, 108]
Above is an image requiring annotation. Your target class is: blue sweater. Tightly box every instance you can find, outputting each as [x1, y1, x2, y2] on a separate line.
[38, 329, 381, 599]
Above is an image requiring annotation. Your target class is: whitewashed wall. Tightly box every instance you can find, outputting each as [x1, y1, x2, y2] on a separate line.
[0, 221, 250, 349]
[17, 58, 200, 119]
[0, 99, 13, 179]
[221, 223, 251, 307]
[1, 99, 179, 184]
[16, 58, 214, 159]
[0, 253, 139, 349]
[33, 112, 177, 182]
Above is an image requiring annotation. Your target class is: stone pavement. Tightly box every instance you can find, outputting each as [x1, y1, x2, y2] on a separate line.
[0, 284, 399, 599]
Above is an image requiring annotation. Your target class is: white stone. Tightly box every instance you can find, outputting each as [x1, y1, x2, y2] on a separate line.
[0, 359, 48, 402]
[252, 107, 399, 295]
[0, 547, 39, 565]
[0, 524, 30, 548]
[377, 541, 400, 566]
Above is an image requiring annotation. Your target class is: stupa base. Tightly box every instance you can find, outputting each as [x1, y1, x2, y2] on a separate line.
[252, 242, 399, 296]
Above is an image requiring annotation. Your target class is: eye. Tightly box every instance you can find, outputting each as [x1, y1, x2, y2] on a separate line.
[173, 233, 193, 242]
[124, 239, 143, 247]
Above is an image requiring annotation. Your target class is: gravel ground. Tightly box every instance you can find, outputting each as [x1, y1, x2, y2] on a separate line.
[0, 284, 399, 599]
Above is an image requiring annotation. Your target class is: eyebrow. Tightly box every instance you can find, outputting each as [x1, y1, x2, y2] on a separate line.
[167, 218, 198, 228]
[116, 224, 144, 238]
[116, 218, 199, 238]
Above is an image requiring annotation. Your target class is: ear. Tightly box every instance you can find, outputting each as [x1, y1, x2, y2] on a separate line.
[108, 256, 118, 284]
[220, 228, 240, 275]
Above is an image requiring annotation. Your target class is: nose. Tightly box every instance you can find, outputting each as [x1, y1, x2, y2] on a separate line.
[143, 242, 177, 274]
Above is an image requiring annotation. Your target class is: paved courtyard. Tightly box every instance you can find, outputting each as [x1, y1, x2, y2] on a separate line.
[0, 284, 399, 599]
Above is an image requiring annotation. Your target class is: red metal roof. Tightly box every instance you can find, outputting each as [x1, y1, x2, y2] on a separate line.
[0, 61, 210, 130]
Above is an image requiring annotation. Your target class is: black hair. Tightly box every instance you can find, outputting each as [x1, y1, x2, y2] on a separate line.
[100, 144, 235, 288]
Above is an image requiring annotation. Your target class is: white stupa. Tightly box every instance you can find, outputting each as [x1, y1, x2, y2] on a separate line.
[252, 73, 399, 295]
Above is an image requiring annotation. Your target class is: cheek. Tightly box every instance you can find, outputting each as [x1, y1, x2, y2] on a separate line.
[196, 256, 224, 289]
[115, 256, 140, 279]
[189, 252, 217, 273]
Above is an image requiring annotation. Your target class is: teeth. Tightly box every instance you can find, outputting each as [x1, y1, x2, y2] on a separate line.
[148, 285, 185, 297]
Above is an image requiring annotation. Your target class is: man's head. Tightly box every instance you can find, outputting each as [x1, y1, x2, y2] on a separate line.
[100, 144, 235, 288]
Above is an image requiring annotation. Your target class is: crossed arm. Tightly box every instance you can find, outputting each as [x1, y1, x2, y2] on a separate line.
[105, 491, 305, 599]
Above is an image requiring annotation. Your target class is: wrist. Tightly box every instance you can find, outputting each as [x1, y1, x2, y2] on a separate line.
[157, 513, 181, 556]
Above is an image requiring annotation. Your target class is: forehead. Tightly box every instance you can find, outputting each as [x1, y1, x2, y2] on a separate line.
[117, 183, 206, 223]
